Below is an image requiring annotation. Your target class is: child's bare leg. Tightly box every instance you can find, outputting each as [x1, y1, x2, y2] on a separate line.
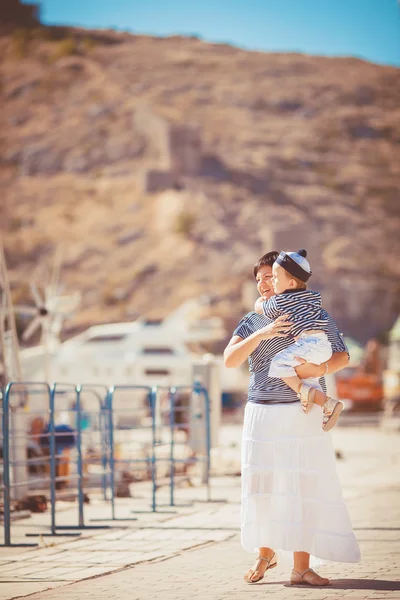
[282, 375, 303, 394]
[282, 376, 326, 407]
[283, 376, 344, 431]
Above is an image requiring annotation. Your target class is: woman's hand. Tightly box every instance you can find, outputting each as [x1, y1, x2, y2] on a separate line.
[254, 297, 264, 314]
[224, 315, 292, 369]
[295, 352, 349, 378]
[294, 357, 325, 379]
[256, 315, 292, 340]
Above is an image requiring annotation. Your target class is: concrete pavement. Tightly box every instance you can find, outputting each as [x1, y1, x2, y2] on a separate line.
[1, 420, 400, 600]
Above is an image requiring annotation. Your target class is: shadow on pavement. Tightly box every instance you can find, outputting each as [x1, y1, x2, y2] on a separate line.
[256, 579, 400, 591]
[280, 579, 400, 591]
[329, 579, 400, 591]
[354, 527, 400, 531]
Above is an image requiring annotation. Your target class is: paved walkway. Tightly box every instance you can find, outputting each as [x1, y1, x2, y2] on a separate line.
[2, 422, 400, 600]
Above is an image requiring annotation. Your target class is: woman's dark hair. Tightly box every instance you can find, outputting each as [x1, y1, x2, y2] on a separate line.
[253, 251, 279, 278]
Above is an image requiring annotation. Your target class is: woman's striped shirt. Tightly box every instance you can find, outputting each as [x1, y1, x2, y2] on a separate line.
[233, 310, 349, 405]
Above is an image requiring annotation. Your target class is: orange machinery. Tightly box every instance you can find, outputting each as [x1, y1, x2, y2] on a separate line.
[335, 339, 384, 409]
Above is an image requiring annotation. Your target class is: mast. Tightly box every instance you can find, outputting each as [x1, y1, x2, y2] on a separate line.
[0, 242, 27, 500]
[0, 242, 22, 386]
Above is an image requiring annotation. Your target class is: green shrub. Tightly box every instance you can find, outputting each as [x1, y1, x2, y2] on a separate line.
[12, 28, 29, 59]
[174, 211, 196, 236]
[82, 36, 97, 53]
[9, 216, 24, 230]
[51, 37, 78, 61]
[31, 27, 53, 41]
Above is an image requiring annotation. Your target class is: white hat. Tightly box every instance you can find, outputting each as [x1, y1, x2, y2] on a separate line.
[276, 248, 312, 282]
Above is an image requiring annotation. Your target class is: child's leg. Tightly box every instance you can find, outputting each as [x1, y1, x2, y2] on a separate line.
[282, 376, 327, 407]
[269, 356, 328, 413]
[269, 335, 340, 420]
[295, 380, 344, 428]
[278, 333, 333, 410]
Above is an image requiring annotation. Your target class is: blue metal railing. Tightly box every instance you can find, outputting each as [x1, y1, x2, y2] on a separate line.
[0, 380, 213, 546]
[1, 382, 52, 547]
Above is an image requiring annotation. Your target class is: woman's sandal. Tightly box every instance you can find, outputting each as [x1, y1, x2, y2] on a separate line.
[244, 553, 277, 583]
[290, 567, 331, 586]
[297, 383, 316, 413]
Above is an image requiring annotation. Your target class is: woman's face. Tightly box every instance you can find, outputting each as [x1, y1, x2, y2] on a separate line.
[255, 265, 275, 300]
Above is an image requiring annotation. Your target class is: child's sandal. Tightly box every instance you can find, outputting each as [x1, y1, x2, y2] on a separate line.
[322, 398, 345, 431]
[297, 383, 316, 413]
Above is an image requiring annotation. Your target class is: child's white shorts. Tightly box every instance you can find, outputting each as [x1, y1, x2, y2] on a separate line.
[269, 331, 332, 380]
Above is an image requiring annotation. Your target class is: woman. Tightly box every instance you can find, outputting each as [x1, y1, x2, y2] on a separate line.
[224, 251, 360, 586]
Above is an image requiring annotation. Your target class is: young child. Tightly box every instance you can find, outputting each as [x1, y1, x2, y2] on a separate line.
[254, 248, 344, 431]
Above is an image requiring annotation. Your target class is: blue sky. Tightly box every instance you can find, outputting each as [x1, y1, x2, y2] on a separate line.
[24, 0, 400, 66]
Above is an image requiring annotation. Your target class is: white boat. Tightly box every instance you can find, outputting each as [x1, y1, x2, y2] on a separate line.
[19, 300, 248, 399]
[21, 301, 220, 384]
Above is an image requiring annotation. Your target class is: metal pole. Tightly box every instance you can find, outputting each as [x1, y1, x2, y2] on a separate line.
[151, 386, 157, 513]
[9, 398, 28, 501]
[100, 395, 108, 502]
[49, 385, 57, 535]
[1, 383, 38, 546]
[75, 385, 84, 528]
[108, 387, 116, 520]
[0, 244, 26, 501]
[41, 383, 81, 535]
[55, 384, 108, 530]
[2, 385, 11, 546]
[74, 385, 110, 503]
[169, 387, 176, 507]
[203, 386, 211, 502]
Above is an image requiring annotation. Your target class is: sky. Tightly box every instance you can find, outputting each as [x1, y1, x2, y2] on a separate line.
[23, 0, 400, 66]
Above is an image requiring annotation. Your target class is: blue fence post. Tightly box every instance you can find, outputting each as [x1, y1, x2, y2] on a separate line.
[75, 385, 85, 528]
[49, 384, 57, 535]
[70, 384, 110, 530]
[108, 386, 116, 521]
[93, 384, 165, 519]
[150, 386, 157, 513]
[2, 384, 11, 547]
[101, 384, 145, 522]
[49, 383, 109, 533]
[76, 384, 110, 504]
[190, 383, 226, 506]
[203, 385, 211, 502]
[1, 382, 39, 547]
[100, 390, 109, 502]
[25, 382, 80, 538]
[162, 383, 222, 508]
[143, 386, 177, 514]
[169, 386, 176, 507]
[192, 381, 211, 499]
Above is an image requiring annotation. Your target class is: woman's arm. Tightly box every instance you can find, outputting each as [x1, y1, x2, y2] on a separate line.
[325, 351, 349, 374]
[224, 334, 263, 368]
[294, 351, 349, 379]
[295, 311, 349, 379]
[224, 315, 292, 368]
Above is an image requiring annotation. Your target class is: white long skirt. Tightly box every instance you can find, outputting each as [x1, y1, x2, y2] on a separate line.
[241, 401, 361, 563]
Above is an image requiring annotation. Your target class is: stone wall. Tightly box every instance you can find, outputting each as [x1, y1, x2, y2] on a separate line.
[166, 123, 202, 176]
[140, 169, 176, 194]
[134, 105, 202, 192]
[134, 105, 171, 169]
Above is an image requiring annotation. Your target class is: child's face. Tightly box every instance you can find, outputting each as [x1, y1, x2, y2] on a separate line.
[272, 263, 295, 294]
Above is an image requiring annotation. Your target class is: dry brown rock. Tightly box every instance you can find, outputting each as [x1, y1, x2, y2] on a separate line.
[0, 26, 399, 344]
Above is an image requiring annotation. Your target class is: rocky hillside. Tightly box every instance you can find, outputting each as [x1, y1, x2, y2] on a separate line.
[0, 22, 399, 344]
